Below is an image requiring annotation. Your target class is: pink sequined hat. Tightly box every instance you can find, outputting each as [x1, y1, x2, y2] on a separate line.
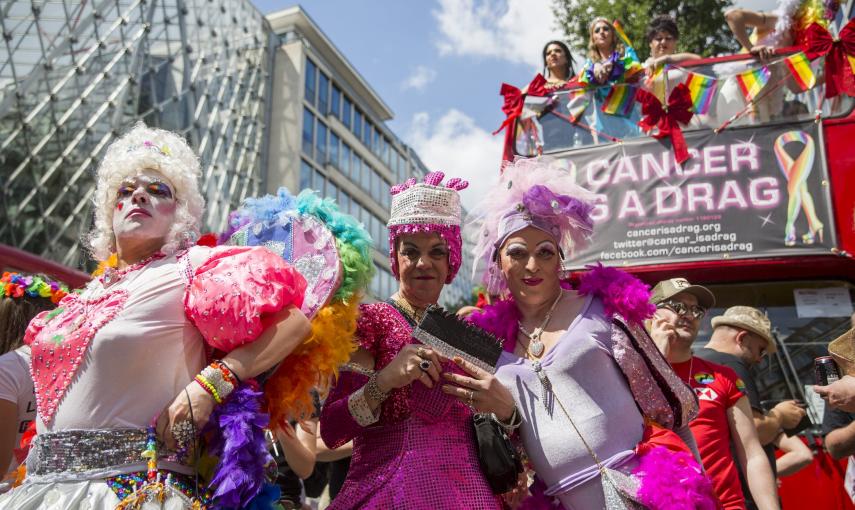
[387, 171, 468, 283]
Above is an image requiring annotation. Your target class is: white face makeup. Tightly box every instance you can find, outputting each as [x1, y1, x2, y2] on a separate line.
[499, 227, 561, 303]
[111, 169, 177, 248]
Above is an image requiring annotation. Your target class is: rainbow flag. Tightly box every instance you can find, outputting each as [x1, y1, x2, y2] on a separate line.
[685, 72, 718, 115]
[566, 89, 590, 121]
[735, 66, 771, 102]
[784, 52, 816, 91]
[601, 84, 637, 117]
[612, 20, 634, 48]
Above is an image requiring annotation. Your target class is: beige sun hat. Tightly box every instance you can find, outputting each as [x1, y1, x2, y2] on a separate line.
[828, 326, 855, 377]
[711, 306, 776, 354]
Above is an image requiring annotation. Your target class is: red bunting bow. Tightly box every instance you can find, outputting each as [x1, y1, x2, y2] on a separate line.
[802, 19, 855, 99]
[494, 83, 524, 162]
[636, 84, 695, 164]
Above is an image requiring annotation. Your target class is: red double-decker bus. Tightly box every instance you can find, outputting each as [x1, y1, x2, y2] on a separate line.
[498, 44, 855, 508]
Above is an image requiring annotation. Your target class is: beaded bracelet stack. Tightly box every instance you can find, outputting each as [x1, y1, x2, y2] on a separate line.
[194, 360, 240, 404]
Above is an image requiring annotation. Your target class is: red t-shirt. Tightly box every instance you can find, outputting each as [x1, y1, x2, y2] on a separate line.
[672, 356, 748, 510]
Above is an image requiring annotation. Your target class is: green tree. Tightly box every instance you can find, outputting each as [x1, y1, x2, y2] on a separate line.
[552, 0, 739, 62]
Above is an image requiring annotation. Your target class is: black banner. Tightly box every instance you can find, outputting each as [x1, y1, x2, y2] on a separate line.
[555, 120, 836, 268]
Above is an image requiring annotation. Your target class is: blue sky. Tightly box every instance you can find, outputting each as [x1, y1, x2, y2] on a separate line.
[251, 0, 775, 208]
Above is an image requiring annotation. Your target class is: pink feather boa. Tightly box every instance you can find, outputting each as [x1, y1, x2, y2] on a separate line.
[577, 263, 655, 326]
[467, 264, 654, 351]
[633, 446, 718, 510]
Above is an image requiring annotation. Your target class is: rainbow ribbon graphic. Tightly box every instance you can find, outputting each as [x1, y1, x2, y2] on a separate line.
[735, 66, 771, 102]
[784, 52, 816, 91]
[601, 84, 637, 117]
[773, 130, 822, 246]
[685, 72, 718, 115]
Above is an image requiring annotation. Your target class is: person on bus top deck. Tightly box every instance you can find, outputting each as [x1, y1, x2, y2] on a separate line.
[643, 15, 701, 72]
[648, 278, 781, 510]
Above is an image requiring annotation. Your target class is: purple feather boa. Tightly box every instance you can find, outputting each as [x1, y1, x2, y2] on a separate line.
[577, 263, 655, 326]
[634, 446, 717, 510]
[205, 382, 274, 509]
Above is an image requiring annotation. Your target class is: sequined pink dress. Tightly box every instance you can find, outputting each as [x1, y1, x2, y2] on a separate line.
[320, 302, 501, 510]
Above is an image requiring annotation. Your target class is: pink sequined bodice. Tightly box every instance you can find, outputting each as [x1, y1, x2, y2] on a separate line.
[321, 303, 500, 510]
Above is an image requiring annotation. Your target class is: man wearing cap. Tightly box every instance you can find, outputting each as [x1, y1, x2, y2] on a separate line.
[699, 306, 808, 509]
[649, 278, 780, 510]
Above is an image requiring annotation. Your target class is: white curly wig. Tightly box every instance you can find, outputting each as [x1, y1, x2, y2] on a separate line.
[86, 122, 205, 261]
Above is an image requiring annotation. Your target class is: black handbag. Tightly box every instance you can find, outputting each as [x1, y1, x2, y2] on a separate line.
[472, 412, 523, 494]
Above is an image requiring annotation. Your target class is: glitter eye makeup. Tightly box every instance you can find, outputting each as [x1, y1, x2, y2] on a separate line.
[146, 181, 173, 199]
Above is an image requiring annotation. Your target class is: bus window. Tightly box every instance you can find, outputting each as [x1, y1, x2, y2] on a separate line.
[692, 279, 854, 427]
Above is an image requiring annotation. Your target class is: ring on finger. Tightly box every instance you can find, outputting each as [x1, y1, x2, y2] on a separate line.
[171, 419, 196, 454]
[416, 347, 428, 359]
[467, 389, 475, 408]
[419, 359, 432, 371]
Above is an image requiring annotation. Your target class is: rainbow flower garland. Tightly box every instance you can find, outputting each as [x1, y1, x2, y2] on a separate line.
[1, 272, 69, 303]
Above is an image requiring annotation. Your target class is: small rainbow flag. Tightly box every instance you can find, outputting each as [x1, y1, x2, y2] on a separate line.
[601, 84, 637, 117]
[685, 72, 718, 115]
[784, 52, 816, 91]
[612, 20, 634, 48]
[735, 66, 771, 102]
[566, 89, 590, 121]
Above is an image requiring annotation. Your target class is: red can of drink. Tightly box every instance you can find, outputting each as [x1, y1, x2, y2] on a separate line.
[816, 356, 841, 386]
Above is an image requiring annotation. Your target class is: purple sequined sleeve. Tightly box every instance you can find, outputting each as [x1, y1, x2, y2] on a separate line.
[320, 369, 369, 449]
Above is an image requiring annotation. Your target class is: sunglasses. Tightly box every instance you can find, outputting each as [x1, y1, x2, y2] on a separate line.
[657, 299, 707, 320]
[594, 25, 612, 34]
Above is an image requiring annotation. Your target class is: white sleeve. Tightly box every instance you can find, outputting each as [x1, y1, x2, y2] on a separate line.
[0, 351, 25, 404]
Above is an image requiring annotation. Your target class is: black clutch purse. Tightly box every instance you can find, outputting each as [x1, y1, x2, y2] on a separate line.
[472, 412, 523, 494]
[411, 305, 503, 373]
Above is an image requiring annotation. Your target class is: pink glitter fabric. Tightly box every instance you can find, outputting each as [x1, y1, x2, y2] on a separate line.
[320, 302, 500, 510]
[26, 290, 129, 424]
[388, 223, 462, 284]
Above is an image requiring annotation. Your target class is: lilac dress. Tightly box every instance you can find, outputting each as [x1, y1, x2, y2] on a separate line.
[495, 295, 645, 510]
[320, 302, 501, 510]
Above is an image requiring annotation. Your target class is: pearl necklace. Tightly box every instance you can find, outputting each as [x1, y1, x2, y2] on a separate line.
[517, 291, 563, 359]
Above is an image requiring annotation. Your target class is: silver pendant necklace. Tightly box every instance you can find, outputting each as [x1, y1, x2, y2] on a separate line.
[518, 291, 563, 358]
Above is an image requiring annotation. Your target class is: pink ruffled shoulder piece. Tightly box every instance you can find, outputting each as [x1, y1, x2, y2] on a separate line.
[185, 245, 307, 352]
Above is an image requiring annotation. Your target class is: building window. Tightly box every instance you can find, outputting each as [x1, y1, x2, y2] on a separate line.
[342, 144, 352, 179]
[360, 159, 371, 192]
[353, 109, 363, 141]
[302, 108, 314, 158]
[312, 168, 325, 193]
[330, 132, 340, 170]
[318, 72, 330, 115]
[300, 160, 312, 190]
[316, 122, 328, 164]
[305, 58, 317, 107]
[331, 85, 342, 119]
[340, 191, 351, 214]
[327, 179, 338, 201]
[342, 96, 352, 129]
[361, 117, 371, 147]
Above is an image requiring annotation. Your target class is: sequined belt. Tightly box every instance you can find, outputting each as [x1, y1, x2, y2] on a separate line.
[28, 428, 183, 478]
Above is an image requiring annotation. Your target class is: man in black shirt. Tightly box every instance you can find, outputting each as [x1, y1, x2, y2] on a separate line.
[697, 306, 807, 509]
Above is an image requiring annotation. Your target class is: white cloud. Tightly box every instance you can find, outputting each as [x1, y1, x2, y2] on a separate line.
[402, 65, 437, 91]
[406, 109, 504, 211]
[433, 0, 563, 67]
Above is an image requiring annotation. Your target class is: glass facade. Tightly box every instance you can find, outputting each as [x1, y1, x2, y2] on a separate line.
[0, 0, 272, 269]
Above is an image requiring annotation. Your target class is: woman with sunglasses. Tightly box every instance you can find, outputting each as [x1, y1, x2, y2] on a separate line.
[649, 279, 780, 510]
[0, 123, 312, 509]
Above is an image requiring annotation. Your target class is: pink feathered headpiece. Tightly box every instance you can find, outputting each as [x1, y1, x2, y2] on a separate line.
[472, 157, 596, 294]
[388, 171, 468, 283]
